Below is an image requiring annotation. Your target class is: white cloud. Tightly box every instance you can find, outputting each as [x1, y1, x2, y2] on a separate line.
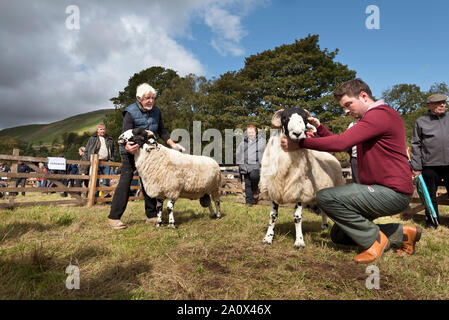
[0, 0, 267, 129]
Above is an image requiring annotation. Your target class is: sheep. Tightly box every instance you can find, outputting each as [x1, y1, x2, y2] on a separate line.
[259, 107, 345, 249]
[118, 128, 221, 228]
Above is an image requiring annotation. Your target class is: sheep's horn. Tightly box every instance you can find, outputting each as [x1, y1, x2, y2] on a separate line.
[271, 109, 284, 128]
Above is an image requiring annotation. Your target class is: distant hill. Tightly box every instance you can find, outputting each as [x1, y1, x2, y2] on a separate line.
[0, 109, 115, 144]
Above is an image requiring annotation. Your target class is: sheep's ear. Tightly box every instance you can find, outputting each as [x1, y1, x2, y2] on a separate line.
[304, 109, 311, 117]
[271, 109, 284, 128]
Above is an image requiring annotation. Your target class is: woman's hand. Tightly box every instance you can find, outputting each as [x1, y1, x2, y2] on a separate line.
[125, 141, 139, 154]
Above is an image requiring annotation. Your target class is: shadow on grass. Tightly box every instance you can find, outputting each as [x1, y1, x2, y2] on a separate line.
[0, 244, 152, 299]
[400, 211, 449, 228]
[0, 222, 58, 244]
[274, 220, 327, 240]
[126, 208, 219, 228]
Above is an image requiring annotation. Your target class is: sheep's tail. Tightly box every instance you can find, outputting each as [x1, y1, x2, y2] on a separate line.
[199, 194, 211, 208]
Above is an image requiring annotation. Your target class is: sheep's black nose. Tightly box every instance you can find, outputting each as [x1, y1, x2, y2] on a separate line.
[292, 132, 301, 138]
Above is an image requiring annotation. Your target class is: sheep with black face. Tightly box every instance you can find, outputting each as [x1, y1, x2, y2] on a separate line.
[118, 128, 222, 228]
[259, 107, 345, 249]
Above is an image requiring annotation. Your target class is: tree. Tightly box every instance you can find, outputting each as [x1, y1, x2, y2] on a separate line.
[236, 34, 356, 123]
[382, 84, 425, 115]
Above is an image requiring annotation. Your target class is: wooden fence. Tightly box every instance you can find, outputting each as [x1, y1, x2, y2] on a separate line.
[0, 149, 244, 209]
[0, 149, 447, 215]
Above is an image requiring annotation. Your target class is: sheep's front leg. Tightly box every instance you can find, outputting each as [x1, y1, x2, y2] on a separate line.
[294, 203, 305, 250]
[262, 202, 279, 245]
[167, 199, 176, 229]
[156, 199, 164, 228]
[209, 200, 221, 219]
[321, 212, 329, 230]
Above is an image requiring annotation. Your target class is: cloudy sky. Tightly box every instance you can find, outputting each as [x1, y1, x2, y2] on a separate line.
[1, 0, 448, 129]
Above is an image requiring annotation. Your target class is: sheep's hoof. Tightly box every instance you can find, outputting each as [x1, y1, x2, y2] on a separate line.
[262, 239, 272, 245]
[294, 243, 306, 250]
[210, 214, 217, 219]
[168, 223, 177, 229]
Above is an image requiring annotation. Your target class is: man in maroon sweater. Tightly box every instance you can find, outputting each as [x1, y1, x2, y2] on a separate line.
[282, 79, 421, 263]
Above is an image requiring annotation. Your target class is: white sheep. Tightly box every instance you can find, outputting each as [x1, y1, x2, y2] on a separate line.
[118, 128, 221, 228]
[259, 108, 345, 249]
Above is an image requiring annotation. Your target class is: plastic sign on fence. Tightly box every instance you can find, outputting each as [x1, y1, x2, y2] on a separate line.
[47, 157, 66, 170]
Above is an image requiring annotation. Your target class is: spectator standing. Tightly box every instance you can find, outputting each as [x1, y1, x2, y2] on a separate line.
[36, 162, 47, 188]
[236, 125, 266, 206]
[15, 161, 30, 196]
[410, 93, 449, 229]
[85, 124, 117, 197]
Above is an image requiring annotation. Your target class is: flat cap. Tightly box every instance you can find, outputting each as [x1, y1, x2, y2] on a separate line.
[426, 94, 447, 104]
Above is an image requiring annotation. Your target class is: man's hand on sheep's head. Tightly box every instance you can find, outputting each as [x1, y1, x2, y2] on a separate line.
[125, 141, 139, 154]
[307, 117, 320, 128]
[281, 136, 301, 152]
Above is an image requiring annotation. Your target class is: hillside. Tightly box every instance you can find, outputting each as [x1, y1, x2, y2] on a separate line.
[0, 109, 114, 144]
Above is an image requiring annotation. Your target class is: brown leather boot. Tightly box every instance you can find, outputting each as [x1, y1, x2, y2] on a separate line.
[353, 231, 390, 263]
[395, 225, 421, 255]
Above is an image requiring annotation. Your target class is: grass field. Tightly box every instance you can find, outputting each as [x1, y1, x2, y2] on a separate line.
[1, 193, 448, 300]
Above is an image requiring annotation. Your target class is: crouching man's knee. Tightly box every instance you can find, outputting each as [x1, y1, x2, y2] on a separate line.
[316, 187, 340, 219]
[316, 188, 334, 208]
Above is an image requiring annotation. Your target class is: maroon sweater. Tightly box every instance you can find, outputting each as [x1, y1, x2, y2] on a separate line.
[300, 104, 414, 195]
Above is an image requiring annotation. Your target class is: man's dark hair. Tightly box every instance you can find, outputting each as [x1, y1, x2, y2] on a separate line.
[334, 78, 373, 102]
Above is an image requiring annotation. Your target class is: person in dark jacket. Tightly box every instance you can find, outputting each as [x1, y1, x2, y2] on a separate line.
[15, 161, 30, 196]
[236, 125, 266, 206]
[108, 83, 185, 229]
[410, 93, 449, 229]
[85, 124, 117, 196]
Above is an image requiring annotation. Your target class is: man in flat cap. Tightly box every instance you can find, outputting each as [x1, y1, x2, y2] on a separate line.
[411, 93, 449, 229]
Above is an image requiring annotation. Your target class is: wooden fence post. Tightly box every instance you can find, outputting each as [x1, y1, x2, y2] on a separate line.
[87, 154, 99, 207]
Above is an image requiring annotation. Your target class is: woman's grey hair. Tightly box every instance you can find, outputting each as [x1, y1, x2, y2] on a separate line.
[79, 146, 86, 152]
[136, 83, 157, 99]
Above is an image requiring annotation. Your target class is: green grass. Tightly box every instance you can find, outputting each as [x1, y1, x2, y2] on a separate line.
[0, 193, 448, 300]
[0, 109, 114, 144]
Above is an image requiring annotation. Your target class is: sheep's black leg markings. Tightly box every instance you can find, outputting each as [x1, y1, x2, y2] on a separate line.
[321, 211, 329, 230]
[156, 199, 163, 227]
[167, 199, 176, 228]
[293, 202, 305, 249]
[208, 199, 216, 219]
[263, 201, 279, 245]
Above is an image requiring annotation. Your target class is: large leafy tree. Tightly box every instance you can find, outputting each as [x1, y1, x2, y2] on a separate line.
[236, 34, 356, 123]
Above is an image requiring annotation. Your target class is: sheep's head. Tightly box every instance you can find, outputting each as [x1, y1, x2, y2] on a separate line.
[118, 128, 158, 150]
[271, 107, 316, 142]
